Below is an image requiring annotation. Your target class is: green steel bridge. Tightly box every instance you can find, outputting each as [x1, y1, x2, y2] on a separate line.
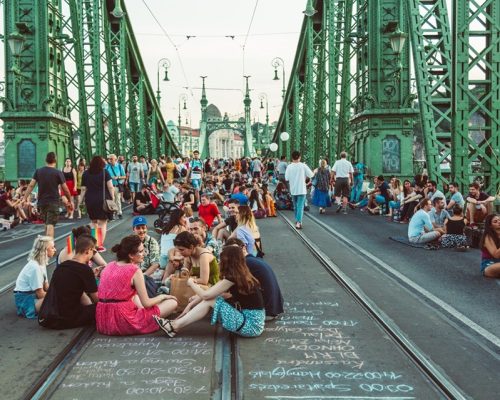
[0, 0, 499, 195]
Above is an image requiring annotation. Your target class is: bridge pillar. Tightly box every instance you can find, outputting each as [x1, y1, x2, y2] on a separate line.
[351, 0, 418, 178]
[1, 0, 72, 182]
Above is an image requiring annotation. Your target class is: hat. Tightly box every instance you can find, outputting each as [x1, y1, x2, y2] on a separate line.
[132, 216, 148, 227]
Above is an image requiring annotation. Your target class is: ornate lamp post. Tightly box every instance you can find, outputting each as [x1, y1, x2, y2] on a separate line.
[156, 58, 170, 104]
[177, 93, 187, 147]
[271, 57, 286, 100]
[259, 93, 269, 154]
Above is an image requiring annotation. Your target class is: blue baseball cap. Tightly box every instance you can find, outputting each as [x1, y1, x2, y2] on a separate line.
[132, 216, 148, 227]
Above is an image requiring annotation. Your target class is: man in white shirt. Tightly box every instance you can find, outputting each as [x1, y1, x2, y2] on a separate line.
[285, 150, 314, 229]
[332, 151, 354, 214]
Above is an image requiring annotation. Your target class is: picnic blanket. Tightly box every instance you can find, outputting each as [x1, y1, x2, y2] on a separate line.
[389, 236, 439, 250]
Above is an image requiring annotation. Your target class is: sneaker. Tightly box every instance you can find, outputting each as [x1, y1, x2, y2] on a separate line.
[96, 246, 106, 253]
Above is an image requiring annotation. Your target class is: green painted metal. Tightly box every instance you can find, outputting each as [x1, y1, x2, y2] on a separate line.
[452, 0, 500, 195]
[199, 76, 254, 158]
[0, 0, 73, 182]
[1, 0, 178, 183]
[408, 0, 452, 186]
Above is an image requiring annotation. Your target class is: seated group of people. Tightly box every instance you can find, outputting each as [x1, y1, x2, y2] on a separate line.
[13, 184, 284, 339]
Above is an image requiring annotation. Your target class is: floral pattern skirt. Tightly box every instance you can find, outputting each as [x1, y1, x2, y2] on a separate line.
[211, 296, 265, 337]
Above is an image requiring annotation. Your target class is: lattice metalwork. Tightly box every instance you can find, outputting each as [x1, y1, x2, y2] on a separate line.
[452, 0, 500, 194]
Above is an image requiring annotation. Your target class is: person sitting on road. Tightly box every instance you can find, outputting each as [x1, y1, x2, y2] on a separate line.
[162, 179, 181, 204]
[14, 236, 55, 319]
[261, 184, 277, 217]
[188, 216, 222, 260]
[429, 197, 450, 235]
[57, 225, 107, 275]
[479, 214, 500, 278]
[399, 182, 423, 223]
[154, 245, 265, 338]
[366, 175, 391, 215]
[197, 193, 222, 228]
[230, 185, 249, 206]
[425, 180, 447, 207]
[249, 188, 267, 219]
[131, 216, 163, 297]
[172, 231, 219, 286]
[180, 183, 197, 212]
[408, 198, 442, 244]
[229, 205, 259, 257]
[133, 185, 155, 215]
[39, 235, 99, 329]
[225, 238, 284, 320]
[273, 181, 292, 210]
[96, 235, 178, 336]
[159, 209, 188, 271]
[446, 182, 465, 211]
[466, 182, 495, 227]
[440, 205, 468, 249]
[212, 199, 240, 242]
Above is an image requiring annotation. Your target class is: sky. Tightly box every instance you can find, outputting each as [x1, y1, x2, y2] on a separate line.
[125, 0, 306, 127]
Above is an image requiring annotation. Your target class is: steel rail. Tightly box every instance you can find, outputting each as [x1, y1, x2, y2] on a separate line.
[279, 211, 468, 400]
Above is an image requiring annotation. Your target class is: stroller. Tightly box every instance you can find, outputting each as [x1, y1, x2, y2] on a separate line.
[145, 184, 182, 233]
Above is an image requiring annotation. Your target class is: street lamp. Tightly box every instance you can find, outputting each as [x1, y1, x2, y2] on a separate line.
[178, 93, 188, 146]
[303, 0, 317, 17]
[156, 58, 171, 104]
[271, 57, 286, 100]
[258, 93, 269, 153]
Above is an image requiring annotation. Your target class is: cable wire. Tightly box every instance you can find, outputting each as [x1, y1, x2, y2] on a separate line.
[241, 0, 260, 75]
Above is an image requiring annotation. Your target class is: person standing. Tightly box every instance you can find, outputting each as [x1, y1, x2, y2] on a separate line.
[80, 156, 115, 252]
[188, 150, 204, 205]
[23, 152, 73, 238]
[285, 151, 314, 229]
[277, 155, 288, 183]
[62, 158, 77, 219]
[311, 159, 332, 214]
[350, 160, 366, 203]
[126, 155, 143, 205]
[105, 154, 126, 220]
[332, 151, 354, 214]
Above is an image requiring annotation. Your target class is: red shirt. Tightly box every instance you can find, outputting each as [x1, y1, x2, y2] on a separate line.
[198, 203, 220, 227]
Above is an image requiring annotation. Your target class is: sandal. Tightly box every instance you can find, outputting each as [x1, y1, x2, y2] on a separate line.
[153, 315, 177, 337]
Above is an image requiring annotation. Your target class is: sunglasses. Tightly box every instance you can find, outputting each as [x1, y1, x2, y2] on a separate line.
[189, 217, 200, 223]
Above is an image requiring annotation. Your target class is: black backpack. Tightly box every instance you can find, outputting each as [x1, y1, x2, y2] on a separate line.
[38, 285, 65, 329]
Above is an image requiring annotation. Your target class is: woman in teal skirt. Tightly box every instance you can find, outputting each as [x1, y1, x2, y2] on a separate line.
[154, 245, 265, 338]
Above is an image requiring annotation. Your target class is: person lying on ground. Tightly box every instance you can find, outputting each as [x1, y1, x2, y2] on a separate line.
[14, 236, 55, 319]
[96, 235, 178, 336]
[154, 245, 265, 338]
[479, 214, 500, 278]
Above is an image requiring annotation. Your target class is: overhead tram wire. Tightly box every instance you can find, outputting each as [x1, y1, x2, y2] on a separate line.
[141, 0, 194, 97]
[241, 0, 260, 75]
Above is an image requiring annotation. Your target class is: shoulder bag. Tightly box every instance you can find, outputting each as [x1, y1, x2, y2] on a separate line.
[102, 171, 118, 213]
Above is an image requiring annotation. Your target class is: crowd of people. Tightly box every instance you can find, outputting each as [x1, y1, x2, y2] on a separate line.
[8, 147, 500, 339]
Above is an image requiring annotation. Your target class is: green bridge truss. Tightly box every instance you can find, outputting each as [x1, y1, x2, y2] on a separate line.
[270, 0, 499, 195]
[0, 0, 179, 182]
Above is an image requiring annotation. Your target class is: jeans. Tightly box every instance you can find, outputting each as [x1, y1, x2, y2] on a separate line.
[350, 178, 364, 203]
[292, 194, 306, 224]
[409, 231, 440, 244]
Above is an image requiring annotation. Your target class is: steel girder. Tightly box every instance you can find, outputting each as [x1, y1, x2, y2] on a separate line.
[58, 0, 178, 161]
[452, 0, 500, 194]
[408, 0, 453, 186]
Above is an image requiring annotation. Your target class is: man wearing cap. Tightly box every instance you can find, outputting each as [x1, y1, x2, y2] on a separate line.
[132, 216, 162, 296]
[105, 154, 126, 219]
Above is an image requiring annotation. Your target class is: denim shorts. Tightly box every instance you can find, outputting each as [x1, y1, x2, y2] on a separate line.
[129, 182, 140, 193]
[191, 179, 201, 189]
[14, 291, 37, 319]
[480, 258, 500, 274]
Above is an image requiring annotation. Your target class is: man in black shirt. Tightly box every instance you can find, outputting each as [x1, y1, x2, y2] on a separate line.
[466, 182, 496, 226]
[212, 199, 239, 242]
[134, 186, 155, 214]
[40, 235, 98, 329]
[23, 152, 73, 237]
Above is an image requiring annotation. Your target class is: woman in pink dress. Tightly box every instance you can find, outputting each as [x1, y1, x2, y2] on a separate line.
[96, 235, 178, 335]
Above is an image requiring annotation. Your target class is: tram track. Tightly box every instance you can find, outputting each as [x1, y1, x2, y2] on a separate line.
[278, 211, 468, 400]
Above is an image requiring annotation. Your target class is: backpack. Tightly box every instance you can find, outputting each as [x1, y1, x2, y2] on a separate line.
[38, 285, 65, 329]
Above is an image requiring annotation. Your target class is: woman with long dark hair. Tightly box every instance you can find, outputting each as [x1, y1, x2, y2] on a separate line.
[154, 245, 265, 338]
[159, 208, 188, 272]
[79, 156, 114, 251]
[479, 214, 500, 278]
[96, 235, 178, 335]
[62, 158, 78, 219]
[249, 188, 267, 219]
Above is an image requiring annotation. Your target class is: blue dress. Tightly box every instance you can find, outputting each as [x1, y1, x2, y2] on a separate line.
[311, 168, 332, 208]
